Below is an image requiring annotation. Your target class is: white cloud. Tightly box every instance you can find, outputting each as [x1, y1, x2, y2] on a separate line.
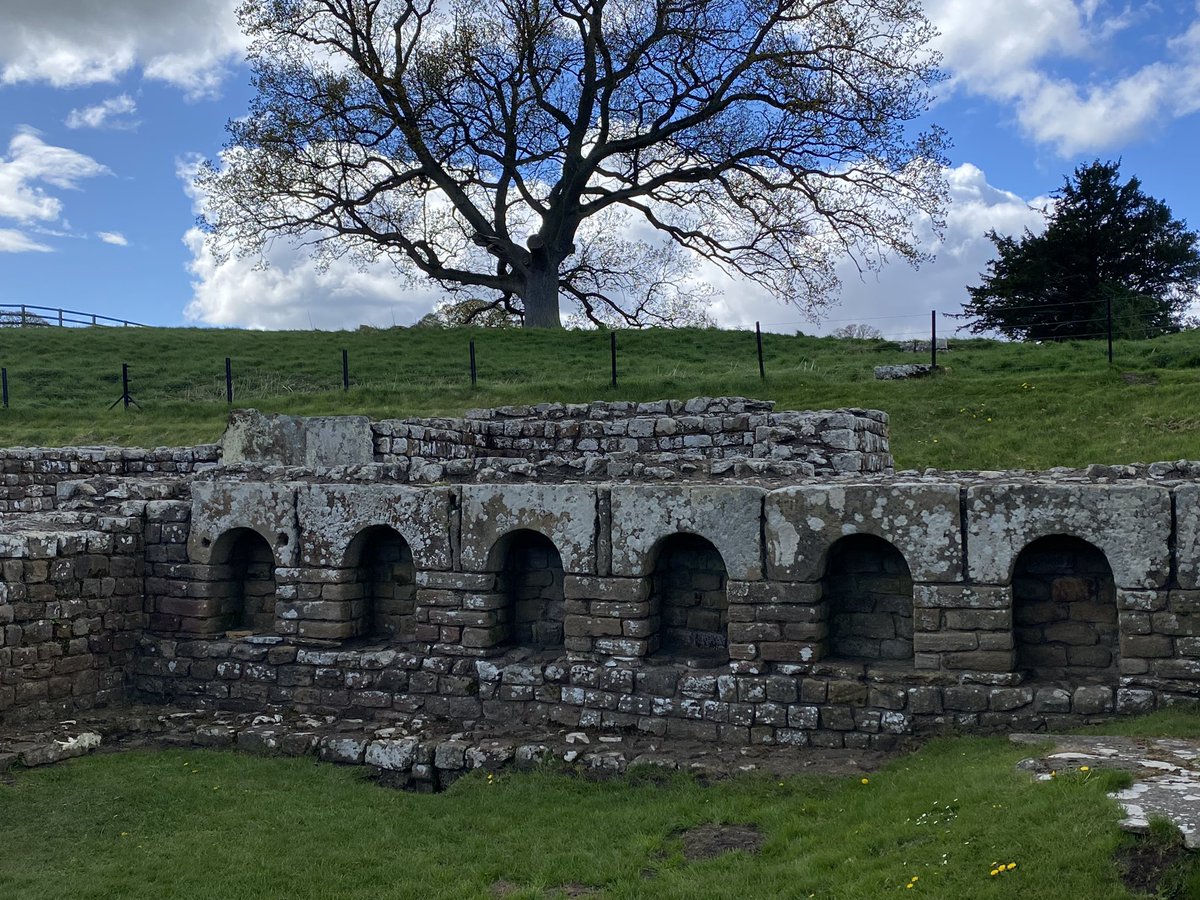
[182, 226, 443, 329]
[0, 1, 244, 98]
[708, 163, 1051, 338]
[0, 128, 111, 251]
[66, 95, 139, 130]
[97, 231, 128, 246]
[0, 228, 52, 253]
[180, 153, 1047, 334]
[928, 0, 1200, 154]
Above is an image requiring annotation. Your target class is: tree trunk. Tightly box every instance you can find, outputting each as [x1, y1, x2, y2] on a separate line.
[521, 266, 563, 329]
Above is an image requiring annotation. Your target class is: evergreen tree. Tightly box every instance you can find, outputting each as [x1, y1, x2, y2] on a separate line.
[960, 161, 1200, 340]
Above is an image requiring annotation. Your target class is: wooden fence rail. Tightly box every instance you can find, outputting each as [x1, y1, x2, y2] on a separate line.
[0, 303, 148, 328]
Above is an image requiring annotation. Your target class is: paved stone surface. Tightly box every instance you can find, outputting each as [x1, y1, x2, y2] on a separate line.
[1011, 733, 1200, 849]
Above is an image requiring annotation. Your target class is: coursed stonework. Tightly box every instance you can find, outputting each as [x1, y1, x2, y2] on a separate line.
[3, 398, 1200, 752]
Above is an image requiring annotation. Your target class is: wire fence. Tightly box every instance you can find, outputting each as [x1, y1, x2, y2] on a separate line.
[0, 303, 1189, 413]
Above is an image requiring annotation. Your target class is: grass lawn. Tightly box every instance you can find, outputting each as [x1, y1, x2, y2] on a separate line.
[2, 727, 1199, 899]
[0, 325, 1199, 469]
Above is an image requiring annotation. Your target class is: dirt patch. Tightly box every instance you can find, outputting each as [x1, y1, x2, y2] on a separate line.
[1116, 837, 1189, 896]
[681, 823, 765, 861]
[1121, 372, 1158, 385]
[489, 881, 519, 897]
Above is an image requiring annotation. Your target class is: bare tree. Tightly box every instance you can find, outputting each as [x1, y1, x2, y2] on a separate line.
[199, 0, 948, 328]
[831, 323, 883, 339]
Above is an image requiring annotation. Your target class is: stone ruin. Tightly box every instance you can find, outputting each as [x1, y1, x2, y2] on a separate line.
[3, 396, 1200, 783]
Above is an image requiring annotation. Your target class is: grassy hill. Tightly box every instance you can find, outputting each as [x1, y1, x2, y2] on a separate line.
[1, 324, 1198, 470]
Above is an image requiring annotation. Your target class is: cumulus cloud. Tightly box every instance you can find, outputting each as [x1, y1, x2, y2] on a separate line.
[0, 228, 52, 253]
[65, 95, 139, 130]
[928, 0, 1200, 154]
[178, 155, 440, 329]
[0, 127, 112, 251]
[180, 152, 1047, 334]
[0, 0, 244, 98]
[97, 231, 129, 246]
[708, 163, 1051, 337]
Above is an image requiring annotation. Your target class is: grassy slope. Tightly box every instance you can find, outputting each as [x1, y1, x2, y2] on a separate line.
[2, 735, 1195, 900]
[1, 325, 1199, 469]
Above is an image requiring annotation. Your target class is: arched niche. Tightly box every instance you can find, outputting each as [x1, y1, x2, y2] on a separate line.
[649, 533, 729, 663]
[211, 528, 277, 634]
[1012, 535, 1117, 680]
[346, 525, 417, 641]
[494, 530, 566, 652]
[821, 534, 914, 663]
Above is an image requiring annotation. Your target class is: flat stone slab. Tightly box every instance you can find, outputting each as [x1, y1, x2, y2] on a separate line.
[1012, 733, 1200, 848]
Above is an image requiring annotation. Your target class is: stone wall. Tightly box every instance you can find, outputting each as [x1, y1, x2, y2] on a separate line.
[0, 515, 144, 723]
[221, 397, 893, 478]
[6, 399, 1200, 743]
[0, 446, 218, 513]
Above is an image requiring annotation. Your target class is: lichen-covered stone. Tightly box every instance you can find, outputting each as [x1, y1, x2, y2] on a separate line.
[295, 484, 454, 570]
[459, 484, 598, 574]
[965, 484, 1171, 588]
[609, 485, 764, 579]
[764, 483, 961, 582]
[187, 481, 300, 566]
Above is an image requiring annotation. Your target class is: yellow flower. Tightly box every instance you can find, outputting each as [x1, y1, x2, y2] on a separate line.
[1007, 863, 1016, 870]
[1080, 766, 1090, 772]
[861, 778, 870, 785]
[990, 869, 999, 877]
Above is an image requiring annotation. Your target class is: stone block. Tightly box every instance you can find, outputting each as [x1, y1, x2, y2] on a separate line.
[296, 484, 455, 569]
[913, 585, 1009, 610]
[221, 410, 373, 467]
[188, 481, 299, 566]
[460, 484, 598, 574]
[610, 485, 765, 579]
[764, 483, 962, 582]
[965, 483, 1170, 588]
[1071, 685, 1114, 715]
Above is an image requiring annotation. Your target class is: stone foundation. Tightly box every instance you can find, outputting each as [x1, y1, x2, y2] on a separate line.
[4, 398, 1200, 746]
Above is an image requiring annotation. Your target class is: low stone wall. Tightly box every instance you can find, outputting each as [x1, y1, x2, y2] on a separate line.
[0, 446, 219, 513]
[0, 515, 144, 723]
[133, 640, 1157, 750]
[5, 399, 1200, 745]
[222, 397, 893, 478]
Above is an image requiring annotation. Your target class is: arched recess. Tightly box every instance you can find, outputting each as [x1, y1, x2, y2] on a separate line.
[494, 530, 566, 651]
[1012, 535, 1117, 680]
[821, 534, 914, 663]
[346, 525, 417, 641]
[650, 533, 729, 663]
[211, 528, 277, 633]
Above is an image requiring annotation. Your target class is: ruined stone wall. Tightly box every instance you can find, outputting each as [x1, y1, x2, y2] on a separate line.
[221, 397, 893, 478]
[0, 516, 144, 723]
[125, 475, 1200, 744]
[0, 446, 219, 513]
[7, 400, 1200, 742]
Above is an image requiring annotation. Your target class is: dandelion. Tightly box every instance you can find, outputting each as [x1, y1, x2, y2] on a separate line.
[990, 869, 999, 877]
[1080, 765, 1090, 772]
[861, 778, 870, 785]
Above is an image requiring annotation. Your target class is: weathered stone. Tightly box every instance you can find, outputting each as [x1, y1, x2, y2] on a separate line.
[221, 410, 374, 467]
[609, 485, 765, 579]
[965, 484, 1171, 588]
[295, 484, 454, 569]
[460, 484, 598, 574]
[764, 483, 961, 582]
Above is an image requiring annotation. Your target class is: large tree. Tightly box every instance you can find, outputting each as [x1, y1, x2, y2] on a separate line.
[960, 160, 1200, 341]
[199, 0, 948, 328]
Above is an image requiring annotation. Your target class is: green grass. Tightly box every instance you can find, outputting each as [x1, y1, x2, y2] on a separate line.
[1, 325, 1199, 468]
[1, 734, 1198, 899]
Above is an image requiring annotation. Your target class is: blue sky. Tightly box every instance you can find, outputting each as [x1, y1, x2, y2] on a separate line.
[1, 0, 1199, 337]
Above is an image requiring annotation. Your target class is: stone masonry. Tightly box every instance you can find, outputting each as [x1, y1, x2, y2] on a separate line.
[4, 398, 1200, 752]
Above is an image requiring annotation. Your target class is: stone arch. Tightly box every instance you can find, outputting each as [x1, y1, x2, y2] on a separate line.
[210, 528, 277, 633]
[491, 529, 566, 651]
[345, 525, 417, 641]
[1011, 535, 1117, 681]
[821, 534, 914, 663]
[649, 533, 729, 663]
